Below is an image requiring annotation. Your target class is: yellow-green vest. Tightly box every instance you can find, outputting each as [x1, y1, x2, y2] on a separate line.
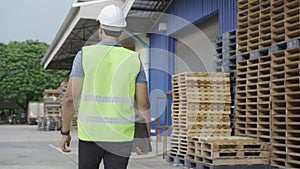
[78, 44, 140, 142]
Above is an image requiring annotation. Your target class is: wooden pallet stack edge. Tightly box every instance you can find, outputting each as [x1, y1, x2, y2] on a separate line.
[187, 136, 270, 166]
[170, 72, 232, 159]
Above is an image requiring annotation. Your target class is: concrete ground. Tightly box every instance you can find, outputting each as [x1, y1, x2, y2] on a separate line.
[0, 125, 178, 169]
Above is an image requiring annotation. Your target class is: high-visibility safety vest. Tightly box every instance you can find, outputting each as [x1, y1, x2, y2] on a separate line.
[78, 44, 140, 142]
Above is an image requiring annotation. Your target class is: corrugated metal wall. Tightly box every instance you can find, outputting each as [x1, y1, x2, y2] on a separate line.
[149, 0, 237, 131]
[166, 0, 237, 35]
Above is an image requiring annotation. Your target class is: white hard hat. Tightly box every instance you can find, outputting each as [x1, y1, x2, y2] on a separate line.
[97, 4, 126, 31]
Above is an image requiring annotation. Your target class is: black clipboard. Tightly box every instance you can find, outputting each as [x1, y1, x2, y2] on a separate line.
[132, 120, 152, 154]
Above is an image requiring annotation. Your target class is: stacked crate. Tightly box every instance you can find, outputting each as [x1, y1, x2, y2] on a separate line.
[221, 30, 237, 73]
[44, 90, 61, 117]
[271, 0, 300, 44]
[238, 0, 299, 54]
[238, 0, 272, 54]
[215, 36, 223, 72]
[187, 136, 269, 167]
[170, 72, 231, 159]
[270, 48, 286, 168]
[271, 46, 300, 169]
[271, 0, 285, 44]
[236, 40, 300, 169]
[247, 0, 261, 52]
[237, 0, 248, 54]
[260, 0, 272, 50]
[284, 0, 300, 41]
[284, 47, 300, 169]
[237, 0, 300, 168]
[43, 89, 62, 130]
[236, 54, 272, 143]
[214, 29, 237, 133]
[215, 29, 237, 74]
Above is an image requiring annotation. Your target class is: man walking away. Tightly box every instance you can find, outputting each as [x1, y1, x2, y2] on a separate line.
[60, 4, 151, 169]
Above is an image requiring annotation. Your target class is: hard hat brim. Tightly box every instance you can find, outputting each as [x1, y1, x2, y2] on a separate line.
[101, 24, 124, 31]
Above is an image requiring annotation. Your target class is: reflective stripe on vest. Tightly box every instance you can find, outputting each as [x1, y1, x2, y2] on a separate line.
[78, 113, 134, 124]
[78, 44, 140, 142]
[81, 94, 134, 104]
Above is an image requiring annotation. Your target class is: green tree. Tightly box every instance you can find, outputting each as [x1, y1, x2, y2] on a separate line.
[0, 40, 69, 119]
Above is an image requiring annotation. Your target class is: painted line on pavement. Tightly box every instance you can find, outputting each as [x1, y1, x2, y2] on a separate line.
[49, 144, 78, 165]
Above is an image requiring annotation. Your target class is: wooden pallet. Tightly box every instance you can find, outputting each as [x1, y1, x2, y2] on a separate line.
[185, 129, 232, 136]
[172, 103, 231, 112]
[238, 0, 248, 12]
[188, 160, 269, 169]
[178, 88, 231, 94]
[166, 154, 189, 167]
[200, 141, 269, 151]
[44, 98, 62, 102]
[174, 98, 231, 104]
[44, 89, 61, 100]
[187, 136, 270, 165]
[173, 72, 230, 78]
[200, 150, 269, 159]
[201, 157, 269, 166]
[182, 122, 231, 129]
[192, 136, 258, 143]
[44, 108, 61, 117]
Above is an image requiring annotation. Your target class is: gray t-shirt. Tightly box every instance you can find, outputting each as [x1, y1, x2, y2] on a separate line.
[70, 41, 147, 83]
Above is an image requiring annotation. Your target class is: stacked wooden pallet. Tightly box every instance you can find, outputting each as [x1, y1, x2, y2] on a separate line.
[43, 89, 62, 130]
[215, 29, 237, 74]
[272, 0, 300, 43]
[238, 0, 272, 53]
[235, 55, 272, 143]
[44, 89, 62, 117]
[271, 46, 300, 169]
[237, 0, 300, 168]
[187, 136, 269, 166]
[235, 42, 300, 168]
[238, 0, 300, 54]
[170, 72, 231, 159]
[214, 29, 238, 133]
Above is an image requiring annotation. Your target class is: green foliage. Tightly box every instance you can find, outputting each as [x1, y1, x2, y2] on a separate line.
[0, 40, 69, 112]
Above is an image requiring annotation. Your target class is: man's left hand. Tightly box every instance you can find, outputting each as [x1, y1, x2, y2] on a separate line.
[60, 135, 72, 153]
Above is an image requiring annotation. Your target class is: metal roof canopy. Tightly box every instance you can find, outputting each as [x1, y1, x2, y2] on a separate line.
[127, 0, 171, 32]
[41, 0, 172, 70]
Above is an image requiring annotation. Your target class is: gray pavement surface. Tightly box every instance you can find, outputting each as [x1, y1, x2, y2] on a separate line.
[0, 125, 178, 169]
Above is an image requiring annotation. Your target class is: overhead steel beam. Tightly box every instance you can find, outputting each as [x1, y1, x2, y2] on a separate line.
[130, 8, 164, 12]
[123, 0, 136, 16]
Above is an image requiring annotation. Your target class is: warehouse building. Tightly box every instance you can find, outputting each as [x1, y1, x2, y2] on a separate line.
[41, 0, 236, 133]
[42, 0, 300, 168]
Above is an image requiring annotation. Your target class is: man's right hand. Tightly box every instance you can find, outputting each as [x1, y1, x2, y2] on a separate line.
[60, 135, 72, 152]
[136, 147, 145, 155]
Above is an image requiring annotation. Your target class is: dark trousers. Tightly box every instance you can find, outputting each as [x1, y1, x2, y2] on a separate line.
[79, 140, 131, 169]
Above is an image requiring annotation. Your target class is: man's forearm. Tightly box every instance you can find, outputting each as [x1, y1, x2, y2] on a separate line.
[138, 106, 151, 135]
[62, 97, 75, 132]
[135, 83, 151, 136]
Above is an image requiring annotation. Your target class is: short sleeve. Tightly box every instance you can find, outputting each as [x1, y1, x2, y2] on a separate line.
[136, 62, 147, 83]
[69, 51, 84, 77]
